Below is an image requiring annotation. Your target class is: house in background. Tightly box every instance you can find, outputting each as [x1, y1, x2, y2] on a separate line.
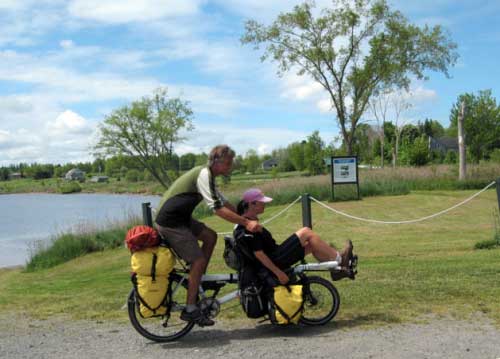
[65, 168, 86, 182]
[262, 158, 279, 171]
[8, 172, 22, 180]
[90, 175, 109, 183]
[428, 136, 458, 153]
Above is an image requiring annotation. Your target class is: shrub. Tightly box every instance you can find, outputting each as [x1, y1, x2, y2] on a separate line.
[58, 181, 82, 194]
[444, 150, 457, 164]
[490, 149, 500, 164]
[26, 227, 128, 272]
[125, 169, 141, 182]
[143, 169, 154, 181]
[409, 136, 430, 166]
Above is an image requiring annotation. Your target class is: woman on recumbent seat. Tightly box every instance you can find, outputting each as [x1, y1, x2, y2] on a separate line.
[233, 188, 356, 284]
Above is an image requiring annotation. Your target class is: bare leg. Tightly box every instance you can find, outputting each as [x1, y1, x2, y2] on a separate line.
[185, 228, 217, 305]
[187, 256, 206, 305]
[295, 227, 339, 262]
[197, 228, 217, 273]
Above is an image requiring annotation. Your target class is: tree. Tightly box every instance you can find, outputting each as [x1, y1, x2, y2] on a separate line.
[243, 149, 261, 174]
[420, 118, 444, 138]
[92, 158, 106, 174]
[408, 136, 430, 166]
[272, 147, 295, 172]
[180, 153, 197, 171]
[194, 153, 208, 167]
[242, 0, 457, 155]
[351, 123, 376, 163]
[94, 88, 194, 188]
[304, 131, 325, 175]
[0, 168, 9, 181]
[449, 90, 500, 163]
[390, 90, 412, 166]
[369, 89, 391, 167]
[288, 141, 306, 171]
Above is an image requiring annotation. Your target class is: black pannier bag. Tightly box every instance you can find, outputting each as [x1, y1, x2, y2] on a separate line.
[239, 265, 268, 318]
[229, 233, 270, 319]
[223, 235, 240, 271]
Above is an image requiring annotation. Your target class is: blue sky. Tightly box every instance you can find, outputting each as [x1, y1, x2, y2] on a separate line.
[0, 0, 499, 166]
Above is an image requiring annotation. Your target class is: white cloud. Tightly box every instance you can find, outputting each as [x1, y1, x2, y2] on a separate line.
[257, 144, 272, 155]
[408, 84, 438, 104]
[0, 95, 33, 114]
[176, 123, 337, 157]
[281, 74, 323, 101]
[68, 0, 203, 23]
[59, 39, 75, 49]
[0, 49, 246, 117]
[316, 98, 333, 113]
[213, 0, 333, 22]
[46, 110, 94, 137]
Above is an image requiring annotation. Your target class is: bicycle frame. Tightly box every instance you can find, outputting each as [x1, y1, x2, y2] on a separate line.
[170, 260, 342, 310]
[128, 258, 347, 342]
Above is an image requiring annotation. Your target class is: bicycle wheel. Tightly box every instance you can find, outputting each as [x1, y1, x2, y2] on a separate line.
[128, 273, 195, 342]
[299, 275, 340, 326]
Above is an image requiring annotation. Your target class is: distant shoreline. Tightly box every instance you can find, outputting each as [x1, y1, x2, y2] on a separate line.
[0, 265, 24, 271]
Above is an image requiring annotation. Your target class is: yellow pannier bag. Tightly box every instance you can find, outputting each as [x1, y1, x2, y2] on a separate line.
[135, 275, 169, 317]
[131, 246, 176, 318]
[131, 246, 175, 276]
[272, 285, 304, 325]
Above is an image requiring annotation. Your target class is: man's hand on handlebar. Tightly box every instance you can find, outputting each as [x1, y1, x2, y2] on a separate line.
[245, 220, 262, 233]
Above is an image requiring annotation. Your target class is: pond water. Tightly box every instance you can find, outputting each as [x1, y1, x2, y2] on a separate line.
[0, 193, 161, 268]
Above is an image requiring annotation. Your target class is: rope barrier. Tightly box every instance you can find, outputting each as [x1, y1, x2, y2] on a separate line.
[310, 181, 497, 224]
[217, 196, 302, 236]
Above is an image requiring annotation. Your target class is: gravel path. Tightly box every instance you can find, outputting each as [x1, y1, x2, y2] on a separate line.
[2, 314, 499, 359]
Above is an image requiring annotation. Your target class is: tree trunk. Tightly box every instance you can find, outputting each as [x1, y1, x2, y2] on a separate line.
[380, 125, 384, 168]
[394, 132, 400, 167]
[346, 134, 354, 155]
[458, 101, 466, 180]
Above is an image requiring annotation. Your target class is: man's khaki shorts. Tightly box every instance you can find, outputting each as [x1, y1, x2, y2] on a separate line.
[155, 219, 208, 264]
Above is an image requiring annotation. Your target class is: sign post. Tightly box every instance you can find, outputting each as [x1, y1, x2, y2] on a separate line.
[330, 156, 360, 200]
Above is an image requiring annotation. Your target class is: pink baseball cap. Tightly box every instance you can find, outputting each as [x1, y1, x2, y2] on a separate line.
[243, 188, 273, 203]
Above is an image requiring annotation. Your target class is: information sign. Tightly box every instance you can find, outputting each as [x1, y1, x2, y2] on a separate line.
[330, 156, 360, 200]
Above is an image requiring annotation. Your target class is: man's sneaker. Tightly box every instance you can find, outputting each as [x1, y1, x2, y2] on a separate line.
[180, 307, 215, 327]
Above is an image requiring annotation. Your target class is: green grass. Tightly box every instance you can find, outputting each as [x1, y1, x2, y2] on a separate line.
[26, 227, 130, 272]
[0, 189, 499, 327]
[0, 177, 164, 195]
[1, 164, 498, 199]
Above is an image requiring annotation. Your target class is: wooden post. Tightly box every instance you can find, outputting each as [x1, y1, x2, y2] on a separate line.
[458, 101, 466, 180]
[301, 194, 312, 229]
[142, 202, 153, 227]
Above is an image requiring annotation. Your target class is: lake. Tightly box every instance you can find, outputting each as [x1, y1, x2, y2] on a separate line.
[0, 193, 161, 268]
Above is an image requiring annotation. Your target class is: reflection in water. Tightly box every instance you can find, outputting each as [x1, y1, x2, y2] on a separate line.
[0, 193, 161, 267]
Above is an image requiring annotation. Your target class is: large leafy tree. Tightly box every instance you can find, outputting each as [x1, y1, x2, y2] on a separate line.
[449, 90, 500, 163]
[242, 0, 458, 155]
[94, 88, 194, 189]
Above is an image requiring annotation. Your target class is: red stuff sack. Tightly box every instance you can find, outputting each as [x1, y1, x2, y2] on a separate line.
[125, 225, 159, 252]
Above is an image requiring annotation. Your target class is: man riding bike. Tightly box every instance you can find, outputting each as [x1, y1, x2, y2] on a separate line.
[155, 145, 261, 327]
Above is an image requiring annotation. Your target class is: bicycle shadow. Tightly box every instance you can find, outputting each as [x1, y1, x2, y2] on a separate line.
[157, 313, 397, 349]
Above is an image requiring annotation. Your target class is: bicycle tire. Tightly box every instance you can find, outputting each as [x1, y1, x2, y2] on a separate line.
[299, 275, 340, 326]
[128, 273, 195, 342]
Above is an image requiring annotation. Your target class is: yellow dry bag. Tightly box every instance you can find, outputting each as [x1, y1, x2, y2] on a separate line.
[272, 285, 304, 325]
[131, 246, 175, 318]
